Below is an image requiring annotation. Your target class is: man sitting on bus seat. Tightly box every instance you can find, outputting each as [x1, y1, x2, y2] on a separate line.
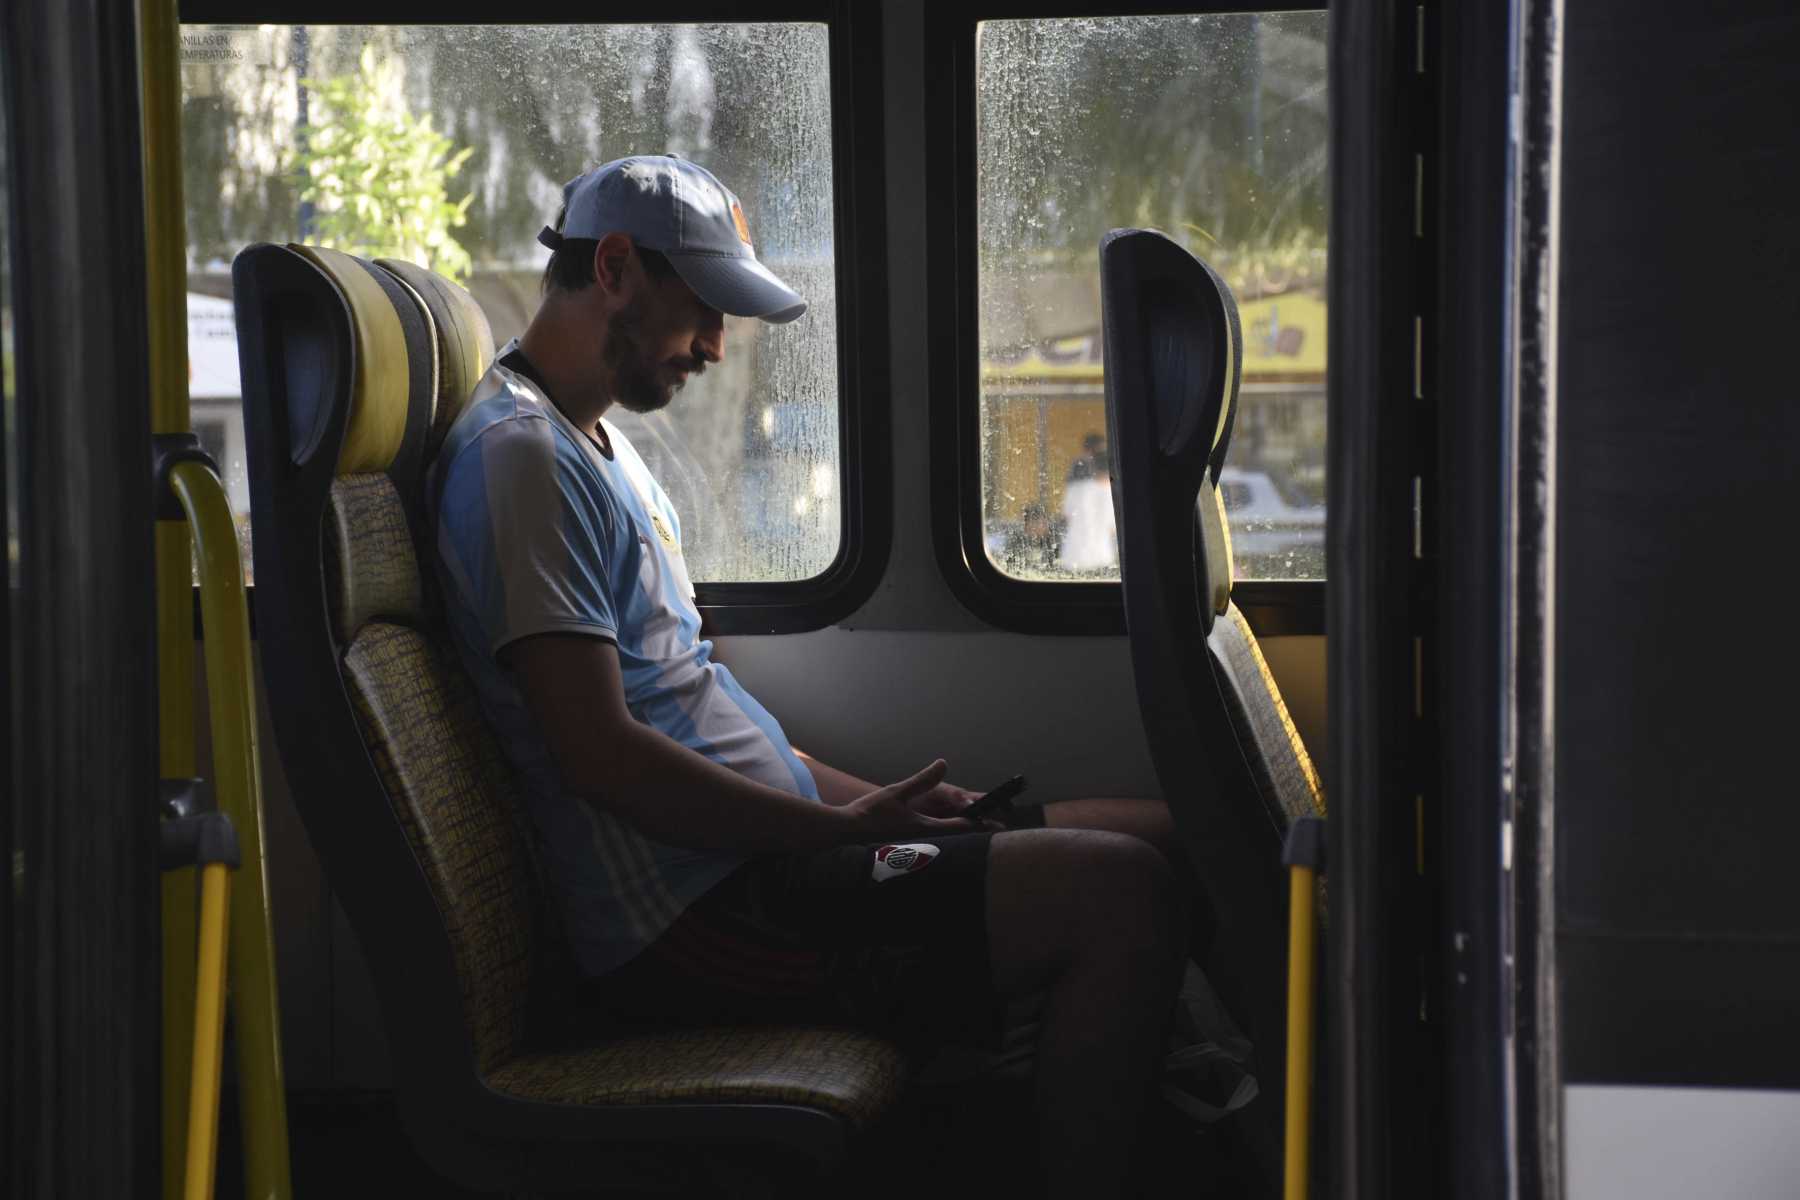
[429, 155, 1186, 1198]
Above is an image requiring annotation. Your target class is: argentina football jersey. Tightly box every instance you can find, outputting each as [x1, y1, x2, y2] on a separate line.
[431, 342, 820, 975]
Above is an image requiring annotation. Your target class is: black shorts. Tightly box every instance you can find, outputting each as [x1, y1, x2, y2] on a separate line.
[584, 829, 1008, 1051]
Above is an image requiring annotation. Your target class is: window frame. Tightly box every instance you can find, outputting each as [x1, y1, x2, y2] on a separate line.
[924, 0, 1326, 637]
[179, 0, 891, 636]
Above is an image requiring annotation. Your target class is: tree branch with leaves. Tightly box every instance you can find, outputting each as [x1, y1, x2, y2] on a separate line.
[294, 44, 476, 281]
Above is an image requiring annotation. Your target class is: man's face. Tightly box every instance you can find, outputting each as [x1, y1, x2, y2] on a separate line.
[603, 267, 726, 415]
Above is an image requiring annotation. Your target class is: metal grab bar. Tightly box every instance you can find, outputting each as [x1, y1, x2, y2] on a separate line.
[138, 0, 200, 1185]
[140, 0, 292, 1194]
[1283, 816, 1326, 1200]
[187, 859, 234, 1200]
[166, 457, 294, 1200]
[160, 808, 242, 1200]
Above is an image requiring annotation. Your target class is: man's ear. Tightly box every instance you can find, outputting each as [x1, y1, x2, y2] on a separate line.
[592, 232, 636, 298]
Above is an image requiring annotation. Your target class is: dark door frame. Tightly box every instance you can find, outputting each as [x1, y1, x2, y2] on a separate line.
[2, 2, 161, 1194]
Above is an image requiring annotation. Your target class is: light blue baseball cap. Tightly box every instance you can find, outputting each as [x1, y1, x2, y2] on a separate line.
[538, 154, 807, 324]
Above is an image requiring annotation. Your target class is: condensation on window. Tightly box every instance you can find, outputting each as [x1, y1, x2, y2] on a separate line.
[179, 22, 840, 585]
[976, 13, 1329, 583]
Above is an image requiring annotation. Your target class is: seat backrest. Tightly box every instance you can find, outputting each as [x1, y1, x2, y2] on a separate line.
[1100, 227, 1324, 1179]
[1100, 227, 1324, 835]
[233, 242, 573, 1101]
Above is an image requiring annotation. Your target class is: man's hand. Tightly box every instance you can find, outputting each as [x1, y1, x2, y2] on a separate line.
[910, 778, 1008, 831]
[843, 761, 987, 839]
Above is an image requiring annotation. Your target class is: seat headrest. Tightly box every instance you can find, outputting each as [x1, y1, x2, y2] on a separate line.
[1098, 229, 1242, 472]
[289, 246, 493, 482]
[1099, 228, 1244, 626]
[374, 258, 495, 464]
[291, 245, 417, 476]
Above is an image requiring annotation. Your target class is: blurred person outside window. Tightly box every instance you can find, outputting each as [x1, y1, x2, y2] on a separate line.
[1057, 432, 1117, 573]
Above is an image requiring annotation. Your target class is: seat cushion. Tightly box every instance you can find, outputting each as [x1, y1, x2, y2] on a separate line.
[1208, 602, 1326, 829]
[324, 474, 424, 642]
[343, 619, 540, 1073]
[486, 1026, 907, 1131]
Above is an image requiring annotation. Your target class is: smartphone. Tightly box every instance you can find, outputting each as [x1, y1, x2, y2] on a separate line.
[964, 775, 1028, 823]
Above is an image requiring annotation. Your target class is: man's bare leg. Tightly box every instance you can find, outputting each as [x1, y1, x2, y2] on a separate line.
[1038, 796, 1214, 970]
[987, 828, 1187, 1200]
[1039, 796, 1177, 853]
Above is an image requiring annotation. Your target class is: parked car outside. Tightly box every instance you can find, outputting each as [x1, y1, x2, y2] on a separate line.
[1218, 466, 1326, 580]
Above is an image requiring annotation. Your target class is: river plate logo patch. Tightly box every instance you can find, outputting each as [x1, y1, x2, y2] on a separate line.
[871, 843, 939, 883]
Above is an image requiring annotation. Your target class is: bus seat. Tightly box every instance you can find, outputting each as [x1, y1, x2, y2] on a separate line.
[1100, 227, 1327, 1187]
[232, 242, 906, 1192]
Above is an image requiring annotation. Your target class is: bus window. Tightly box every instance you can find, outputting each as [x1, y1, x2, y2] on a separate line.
[179, 22, 844, 586]
[975, 12, 1329, 583]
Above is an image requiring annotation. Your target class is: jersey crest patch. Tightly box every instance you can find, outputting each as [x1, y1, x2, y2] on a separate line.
[648, 511, 679, 552]
[871, 843, 939, 883]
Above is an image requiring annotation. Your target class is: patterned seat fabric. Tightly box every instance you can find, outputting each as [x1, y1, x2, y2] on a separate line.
[1209, 603, 1327, 830]
[299, 246, 906, 1127]
[342, 613, 539, 1073]
[487, 1027, 907, 1126]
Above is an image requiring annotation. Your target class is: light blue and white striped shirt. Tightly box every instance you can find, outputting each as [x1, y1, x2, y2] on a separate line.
[431, 342, 819, 976]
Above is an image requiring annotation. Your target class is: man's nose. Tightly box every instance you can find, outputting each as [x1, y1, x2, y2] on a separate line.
[695, 310, 725, 364]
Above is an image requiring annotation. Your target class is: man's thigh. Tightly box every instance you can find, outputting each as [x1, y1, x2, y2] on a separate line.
[984, 825, 1181, 997]
[1027, 796, 1213, 958]
[602, 833, 1004, 1047]
[1030, 796, 1178, 858]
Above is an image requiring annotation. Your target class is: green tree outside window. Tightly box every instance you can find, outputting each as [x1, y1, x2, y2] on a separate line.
[295, 44, 475, 281]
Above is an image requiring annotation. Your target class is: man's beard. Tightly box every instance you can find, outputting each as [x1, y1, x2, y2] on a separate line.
[603, 296, 703, 415]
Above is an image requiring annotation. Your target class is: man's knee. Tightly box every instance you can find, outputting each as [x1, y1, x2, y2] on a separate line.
[1042, 796, 1179, 861]
[1083, 831, 1185, 956]
[987, 829, 1185, 992]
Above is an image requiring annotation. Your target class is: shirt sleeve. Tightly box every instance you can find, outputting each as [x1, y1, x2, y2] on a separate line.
[435, 416, 624, 652]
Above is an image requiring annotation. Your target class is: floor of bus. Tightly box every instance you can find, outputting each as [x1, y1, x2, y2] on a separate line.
[213, 1079, 1262, 1197]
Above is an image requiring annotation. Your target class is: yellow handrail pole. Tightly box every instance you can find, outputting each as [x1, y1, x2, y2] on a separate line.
[186, 861, 234, 1200]
[158, 568, 200, 1200]
[1281, 815, 1325, 1200]
[136, 2, 198, 1196]
[1283, 862, 1319, 1200]
[171, 460, 294, 1200]
[157, 566, 200, 1200]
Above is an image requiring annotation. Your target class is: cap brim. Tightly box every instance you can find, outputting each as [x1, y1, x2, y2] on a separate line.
[665, 252, 808, 324]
